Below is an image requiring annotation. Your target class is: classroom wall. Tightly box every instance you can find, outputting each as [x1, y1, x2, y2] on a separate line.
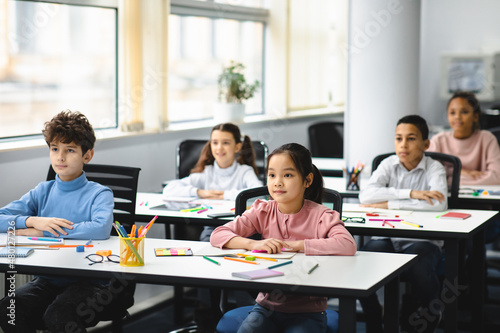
[0, 115, 341, 206]
[419, 0, 500, 127]
[6, 1, 499, 203]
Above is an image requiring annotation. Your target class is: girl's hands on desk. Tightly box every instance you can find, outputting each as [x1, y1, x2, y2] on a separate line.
[197, 189, 224, 200]
[410, 190, 445, 205]
[250, 238, 294, 253]
[283, 240, 304, 252]
[25, 216, 73, 237]
[224, 237, 296, 253]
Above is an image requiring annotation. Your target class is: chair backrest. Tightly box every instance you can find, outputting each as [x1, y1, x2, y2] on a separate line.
[176, 139, 269, 182]
[308, 121, 344, 158]
[47, 164, 141, 229]
[371, 152, 462, 208]
[235, 186, 343, 217]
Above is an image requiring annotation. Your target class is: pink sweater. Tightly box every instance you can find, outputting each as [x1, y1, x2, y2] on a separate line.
[428, 130, 500, 185]
[210, 199, 357, 313]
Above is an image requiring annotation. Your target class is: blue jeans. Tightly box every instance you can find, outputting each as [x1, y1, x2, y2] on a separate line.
[237, 303, 327, 333]
[359, 239, 441, 333]
[0, 276, 109, 333]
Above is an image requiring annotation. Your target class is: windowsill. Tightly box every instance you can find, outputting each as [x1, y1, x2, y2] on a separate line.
[0, 107, 343, 152]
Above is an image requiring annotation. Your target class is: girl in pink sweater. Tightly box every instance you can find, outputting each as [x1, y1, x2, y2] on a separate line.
[428, 91, 500, 185]
[429, 91, 500, 250]
[211, 143, 356, 332]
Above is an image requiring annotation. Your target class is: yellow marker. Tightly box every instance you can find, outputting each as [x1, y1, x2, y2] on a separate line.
[236, 253, 277, 262]
[402, 220, 423, 228]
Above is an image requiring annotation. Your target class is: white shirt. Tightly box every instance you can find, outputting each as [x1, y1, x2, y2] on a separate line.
[359, 155, 448, 211]
[359, 155, 448, 250]
[162, 161, 262, 201]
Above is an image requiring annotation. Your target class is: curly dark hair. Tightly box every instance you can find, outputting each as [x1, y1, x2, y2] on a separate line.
[42, 110, 96, 155]
[397, 115, 429, 140]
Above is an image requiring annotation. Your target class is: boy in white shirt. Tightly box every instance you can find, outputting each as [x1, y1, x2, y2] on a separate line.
[359, 115, 446, 333]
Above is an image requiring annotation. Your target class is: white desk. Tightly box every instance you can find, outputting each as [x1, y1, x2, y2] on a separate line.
[459, 185, 500, 206]
[135, 192, 234, 238]
[312, 157, 344, 177]
[0, 237, 416, 333]
[343, 205, 498, 333]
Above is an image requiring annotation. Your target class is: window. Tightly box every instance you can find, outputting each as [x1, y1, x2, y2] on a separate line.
[0, 0, 117, 139]
[168, 0, 268, 123]
[287, 0, 347, 112]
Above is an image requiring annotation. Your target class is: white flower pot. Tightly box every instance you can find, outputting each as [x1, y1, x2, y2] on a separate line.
[213, 103, 245, 124]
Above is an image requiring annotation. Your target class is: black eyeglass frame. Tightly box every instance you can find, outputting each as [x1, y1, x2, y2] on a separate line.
[341, 216, 366, 224]
[85, 253, 121, 265]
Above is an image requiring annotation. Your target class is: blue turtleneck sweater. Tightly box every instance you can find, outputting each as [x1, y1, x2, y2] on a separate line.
[0, 171, 113, 239]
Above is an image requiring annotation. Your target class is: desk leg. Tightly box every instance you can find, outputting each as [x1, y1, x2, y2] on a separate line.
[443, 238, 458, 333]
[174, 285, 184, 324]
[338, 297, 356, 333]
[384, 276, 400, 333]
[470, 230, 485, 333]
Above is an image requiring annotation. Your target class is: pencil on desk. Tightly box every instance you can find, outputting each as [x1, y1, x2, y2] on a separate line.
[402, 221, 423, 228]
[224, 256, 259, 265]
[49, 244, 94, 248]
[28, 237, 62, 242]
[308, 263, 319, 274]
[203, 256, 220, 265]
[267, 261, 293, 269]
[236, 253, 277, 262]
[382, 221, 395, 228]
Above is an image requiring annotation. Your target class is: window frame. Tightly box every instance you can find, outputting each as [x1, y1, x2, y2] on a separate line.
[168, 0, 269, 123]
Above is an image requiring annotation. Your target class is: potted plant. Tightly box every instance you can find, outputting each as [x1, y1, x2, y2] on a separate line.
[214, 61, 260, 123]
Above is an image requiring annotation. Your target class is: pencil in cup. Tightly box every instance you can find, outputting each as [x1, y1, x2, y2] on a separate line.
[119, 236, 145, 266]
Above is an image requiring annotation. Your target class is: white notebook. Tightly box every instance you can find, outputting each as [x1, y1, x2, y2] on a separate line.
[194, 245, 297, 259]
[0, 247, 34, 258]
[0, 234, 64, 246]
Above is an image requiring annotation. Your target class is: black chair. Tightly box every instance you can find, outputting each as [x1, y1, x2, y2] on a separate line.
[176, 139, 269, 182]
[235, 185, 342, 217]
[47, 163, 141, 332]
[371, 152, 462, 208]
[308, 121, 343, 158]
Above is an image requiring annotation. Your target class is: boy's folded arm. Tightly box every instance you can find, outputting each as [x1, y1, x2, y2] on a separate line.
[388, 197, 447, 211]
[359, 186, 409, 204]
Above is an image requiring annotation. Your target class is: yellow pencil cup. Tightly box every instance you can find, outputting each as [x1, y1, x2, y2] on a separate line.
[119, 236, 145, 267]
